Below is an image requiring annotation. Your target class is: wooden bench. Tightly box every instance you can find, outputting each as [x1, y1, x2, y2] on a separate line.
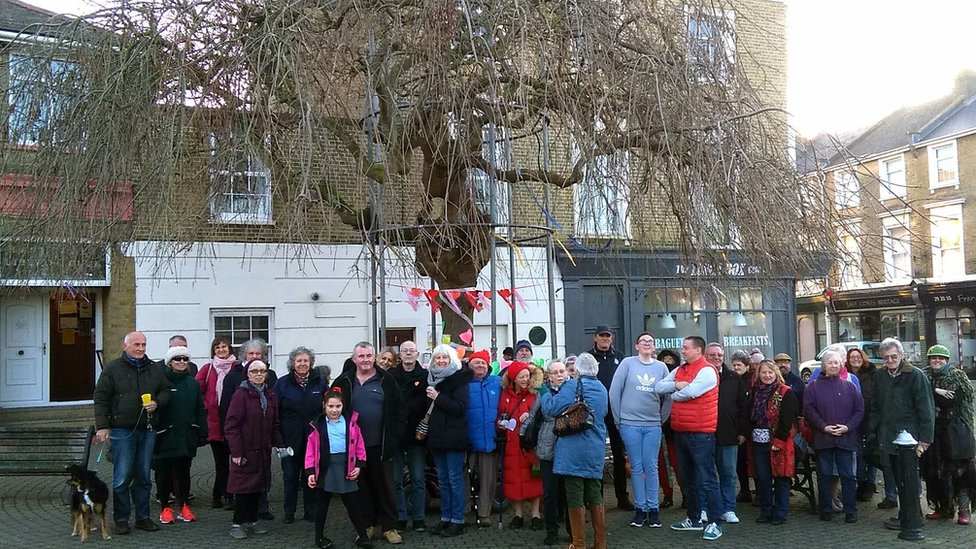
[0, 425, 95, 476]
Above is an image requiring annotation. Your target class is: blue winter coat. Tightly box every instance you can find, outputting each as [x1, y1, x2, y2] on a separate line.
[467, 374, 501, 452]
[542, 376, 608, 479]
[274, 372, 328, 451]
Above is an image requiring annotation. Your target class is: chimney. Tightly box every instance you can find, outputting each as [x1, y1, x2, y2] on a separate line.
[954, 70, 976, 98]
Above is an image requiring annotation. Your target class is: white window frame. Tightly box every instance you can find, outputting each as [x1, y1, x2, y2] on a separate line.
[881, 214, 912, 282]
[838, 221, 862, 289]
[833, 169, 860, 209]
[685, 5, 736, 84]
[879, 155, 907, 200]
[574, 151, 631, 238]
[469, 124, 512, 232]
[928, 203, 965, 279]
[209, 133, 273, 225]
[211, 308, 274, 357]
[928, 141, 959, 191]
[7, 54, 76, 147]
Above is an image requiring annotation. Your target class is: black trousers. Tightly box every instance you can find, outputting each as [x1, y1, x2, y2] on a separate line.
[155, 456, 192, 507]
[210, 442, 231, 501]
[233, 492, 260, 525]
[358, 445, 398, 531]
[605, 416, 629, 502]
[315, 490, 366, 541]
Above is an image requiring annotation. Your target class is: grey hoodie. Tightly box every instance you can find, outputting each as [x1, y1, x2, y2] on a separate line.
[608, 356, 671, 427]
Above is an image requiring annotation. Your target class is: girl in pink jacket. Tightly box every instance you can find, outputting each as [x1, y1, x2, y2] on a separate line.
[305, 387, 369, 549]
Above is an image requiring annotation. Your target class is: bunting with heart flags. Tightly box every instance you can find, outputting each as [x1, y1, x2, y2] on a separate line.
[396, 286, 532, 315]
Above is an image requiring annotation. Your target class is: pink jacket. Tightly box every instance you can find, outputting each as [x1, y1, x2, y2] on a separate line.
[304, 412, 367, 481]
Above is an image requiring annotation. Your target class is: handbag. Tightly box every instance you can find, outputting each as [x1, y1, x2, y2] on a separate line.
[415, 401, 436, 441]
[552, 379, 595, 437]
[946, 414, 976, 460]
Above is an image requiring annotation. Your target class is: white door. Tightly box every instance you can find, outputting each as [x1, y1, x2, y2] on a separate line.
[0, 296, 46, 406]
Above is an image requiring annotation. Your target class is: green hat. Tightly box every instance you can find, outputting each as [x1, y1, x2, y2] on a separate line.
[926, 344, 951, 359]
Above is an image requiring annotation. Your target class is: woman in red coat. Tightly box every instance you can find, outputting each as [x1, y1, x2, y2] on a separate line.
[225, 359, 283, 540]
[748, 360, 799, 525]
[195, 336, 238, 509]
[497, 361, 544, 530]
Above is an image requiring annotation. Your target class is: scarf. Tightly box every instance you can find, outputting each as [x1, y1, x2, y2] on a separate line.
[428, 362, 461, 387]
[751, 381, 779, 429]
[210, 355, 236, 405]
[242, 380, 268, 413]
[295, 371, 309, 390]
[123, 352, 152, 369]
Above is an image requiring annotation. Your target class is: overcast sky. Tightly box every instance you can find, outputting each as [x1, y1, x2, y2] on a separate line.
[22, 0, 976, 138]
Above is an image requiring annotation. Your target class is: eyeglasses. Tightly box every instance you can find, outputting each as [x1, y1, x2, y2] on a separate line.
[248, 369, 269, 374]
[171, 356, 190, 362]
[882, 354, 900, 361]
[637, 339, 654, 345]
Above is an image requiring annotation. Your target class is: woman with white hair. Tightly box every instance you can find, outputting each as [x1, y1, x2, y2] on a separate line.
[425, 344, 473, 537]
[542, 353, 609, 549]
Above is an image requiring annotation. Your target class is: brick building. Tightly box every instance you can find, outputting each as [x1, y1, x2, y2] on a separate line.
[797, 71, 976, 367]
[1, 0, 793, 409]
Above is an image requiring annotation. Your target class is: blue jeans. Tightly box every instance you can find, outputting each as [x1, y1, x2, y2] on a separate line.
[881, 461, 898, 501]
[675, 432, 721, 524]
[817, 448, 857, 514]
[715, 445, 738, 515]
[753, 443, 790, 520]
[394, 445, 427, 521]
[619, 424, 662, 511]
[109, 427, 156, 523]
[433, 450, 466, 524]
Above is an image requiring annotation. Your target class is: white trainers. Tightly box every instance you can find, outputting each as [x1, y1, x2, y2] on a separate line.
[721, 511, 740, 524]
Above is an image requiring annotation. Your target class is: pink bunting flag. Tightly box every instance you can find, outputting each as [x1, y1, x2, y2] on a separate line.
[405, 287, 424, 311]
[424, 289, 441, 313]
[440, 290, 466, 320]
[459, 329, 473, 345]
[512, 288, 529, 313]
[477, 291, 493, 311]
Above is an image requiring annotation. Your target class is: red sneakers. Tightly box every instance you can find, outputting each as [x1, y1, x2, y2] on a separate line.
[177, 504, 197, 523]
[159, 507, 175, 524]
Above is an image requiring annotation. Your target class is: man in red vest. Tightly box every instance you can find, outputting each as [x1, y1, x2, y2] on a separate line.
[655, 336, 723, 541]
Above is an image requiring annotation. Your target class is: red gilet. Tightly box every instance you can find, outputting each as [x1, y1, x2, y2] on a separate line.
[670, 356, 719, 433]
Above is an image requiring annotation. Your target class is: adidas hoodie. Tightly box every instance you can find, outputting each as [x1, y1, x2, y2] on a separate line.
[608, 356, 672, 428]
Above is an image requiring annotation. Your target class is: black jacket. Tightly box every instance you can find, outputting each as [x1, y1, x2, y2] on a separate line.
[426, 367, 473, 451]
[716, 364, 750, 446]
[274, 372, 328, 450]
[332, 366, 404, 460]
[390, 364, 429, 446]
[93, 354, 172, 430]
[590, 346, 623, 421]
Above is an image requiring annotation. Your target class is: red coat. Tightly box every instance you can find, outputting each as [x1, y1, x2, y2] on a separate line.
[498, 386, 542, 501]
[196, 361, 237, 442]
[225, 383, 283, 494]
[747, 384, 798, 478]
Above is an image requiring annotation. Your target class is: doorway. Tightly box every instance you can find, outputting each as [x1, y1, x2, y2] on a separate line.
[49, 294, 96, 402]
[383, 328, 416, 353]
[0, 295, 47, 406]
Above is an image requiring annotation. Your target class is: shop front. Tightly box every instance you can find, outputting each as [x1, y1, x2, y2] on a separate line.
[822, 285, 925, 364]
[918, 282, 976, 371]
[559, 252, 797, 358]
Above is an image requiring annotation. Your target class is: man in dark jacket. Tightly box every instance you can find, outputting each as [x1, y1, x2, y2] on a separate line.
[871, 338, 935, 541]
[93, 332, 172, 535]
[389, 340, 429, 531]
[705, 343, 749, 524]
[774, 353, 805, 408]
[332, 341, 405, 544]
[588, 324, 630, 510]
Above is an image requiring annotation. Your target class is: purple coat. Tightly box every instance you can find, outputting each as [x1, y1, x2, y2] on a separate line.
[225, 383, 283, 494]
[803, 374, 864, 451]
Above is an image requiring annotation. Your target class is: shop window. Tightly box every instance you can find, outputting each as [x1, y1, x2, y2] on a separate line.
[880, 311, 922, 363]
[837, 314, 864, 342]
[643, 287, 702, 351]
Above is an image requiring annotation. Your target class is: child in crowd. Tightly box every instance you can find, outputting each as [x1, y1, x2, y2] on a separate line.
[306, 388, 370, 549]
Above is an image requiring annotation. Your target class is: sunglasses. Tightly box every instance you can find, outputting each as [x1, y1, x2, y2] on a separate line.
[171, 356, 190, 362]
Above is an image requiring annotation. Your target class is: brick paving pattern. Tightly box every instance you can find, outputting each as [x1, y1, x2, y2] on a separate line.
[2, 450, 973, 548]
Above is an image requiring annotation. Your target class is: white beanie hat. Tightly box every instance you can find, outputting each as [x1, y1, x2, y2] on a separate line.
[166, 346, 190, 365]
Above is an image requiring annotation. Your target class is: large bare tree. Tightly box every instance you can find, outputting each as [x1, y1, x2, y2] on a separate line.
[2, 0, 834, 338]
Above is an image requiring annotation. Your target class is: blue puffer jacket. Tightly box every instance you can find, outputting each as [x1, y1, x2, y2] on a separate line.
[467, 373, 501, 452]
[541, 376, 608, 479]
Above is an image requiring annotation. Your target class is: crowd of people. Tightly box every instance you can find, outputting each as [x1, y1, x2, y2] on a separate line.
[91, 328, 969, 546]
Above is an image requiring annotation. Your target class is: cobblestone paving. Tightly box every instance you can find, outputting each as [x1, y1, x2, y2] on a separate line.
[2, 451, 973, 548]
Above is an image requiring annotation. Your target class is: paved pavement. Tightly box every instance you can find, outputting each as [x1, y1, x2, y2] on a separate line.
[2, 449, 974, 548]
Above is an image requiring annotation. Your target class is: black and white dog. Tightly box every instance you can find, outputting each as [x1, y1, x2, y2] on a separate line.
[66, 464, 111, 542]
